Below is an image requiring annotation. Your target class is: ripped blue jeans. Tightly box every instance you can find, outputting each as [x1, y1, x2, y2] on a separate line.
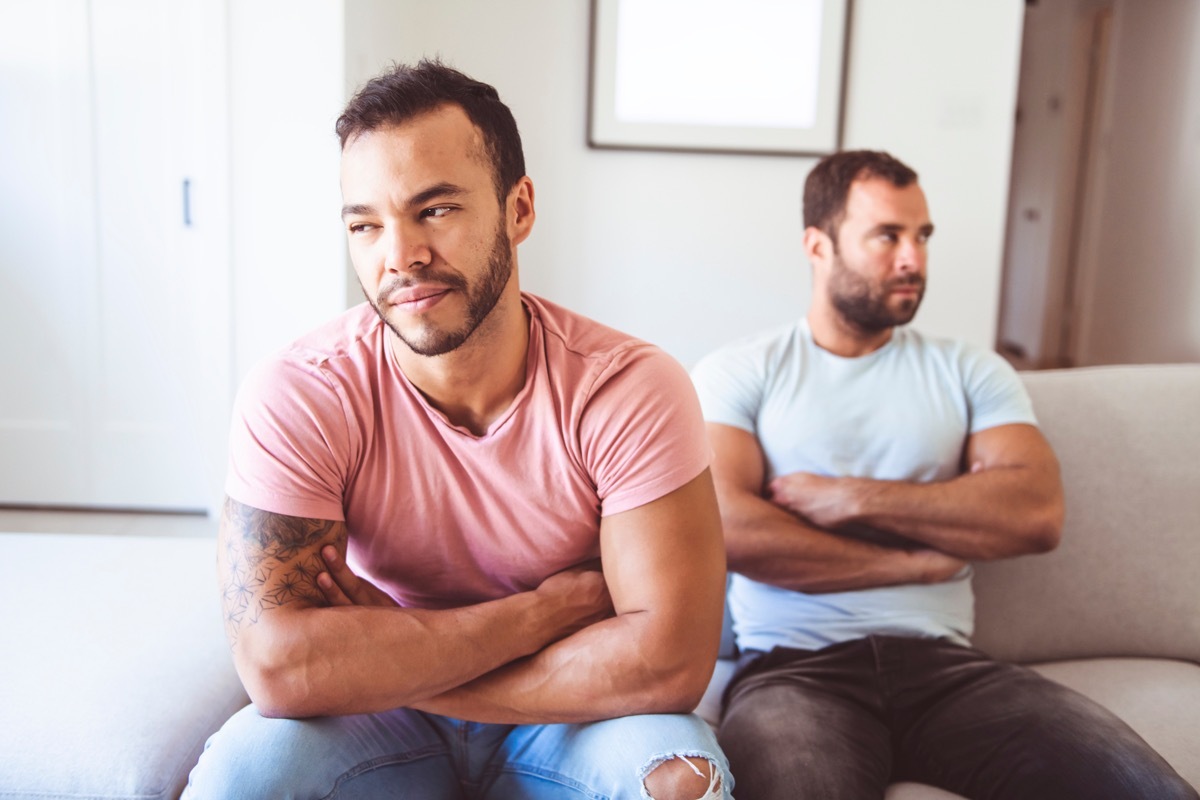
[184, 705, 732, 799]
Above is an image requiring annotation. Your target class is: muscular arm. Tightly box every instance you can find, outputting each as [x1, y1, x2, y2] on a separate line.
[768, 423, 1064, 561]
[389, 469, 727, 724]
[218, 498, 610, 719]
[708, 423, 967, 593]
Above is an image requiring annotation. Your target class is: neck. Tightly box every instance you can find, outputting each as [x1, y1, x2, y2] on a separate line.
[806, 302, 894, 358]
[392, 285, 530, 436]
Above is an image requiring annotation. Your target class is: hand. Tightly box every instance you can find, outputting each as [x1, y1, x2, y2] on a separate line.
[317, 545, 399, 607]
[767, 471, 861, 530]
[906, 548, 969, 584]
[534, 562, 615, 639]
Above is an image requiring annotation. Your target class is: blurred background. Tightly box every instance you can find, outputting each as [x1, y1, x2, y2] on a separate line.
[1, 0, 1197, 523]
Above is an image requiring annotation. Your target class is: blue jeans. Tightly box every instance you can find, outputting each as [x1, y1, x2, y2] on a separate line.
[184, 705, 732, 799]
[718, 635, 1197, 800]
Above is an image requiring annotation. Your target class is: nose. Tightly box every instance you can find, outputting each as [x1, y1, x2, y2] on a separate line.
[895, 236, 925, 275]
[383, 221, 432, 274]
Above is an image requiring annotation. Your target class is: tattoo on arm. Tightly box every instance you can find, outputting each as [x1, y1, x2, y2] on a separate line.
[218, 497, 348, 650]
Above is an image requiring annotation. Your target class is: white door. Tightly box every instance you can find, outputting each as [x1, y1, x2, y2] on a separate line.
[0, 0, 229, 511]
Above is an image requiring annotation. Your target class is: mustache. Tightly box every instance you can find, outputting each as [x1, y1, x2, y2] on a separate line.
[375, 271, 468, 306]
[886, 276, 925, 290]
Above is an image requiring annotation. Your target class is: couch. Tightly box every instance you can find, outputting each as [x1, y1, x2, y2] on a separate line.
[2, 363, 1197, 799]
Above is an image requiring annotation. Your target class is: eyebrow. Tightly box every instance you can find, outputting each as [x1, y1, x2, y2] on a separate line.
[340, 203, 376, 219]
[340, 182, 469, 220]
[868, 222, 936, 236]
[406, 182, 468, 211]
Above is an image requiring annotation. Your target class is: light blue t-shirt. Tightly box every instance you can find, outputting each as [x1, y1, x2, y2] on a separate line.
[690, 319, 1037, 653]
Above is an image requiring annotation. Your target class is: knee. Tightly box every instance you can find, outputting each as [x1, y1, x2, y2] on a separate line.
[184, 710, 327, 799]
[186, 731, 288, 799]
[642, 754, 725, 800]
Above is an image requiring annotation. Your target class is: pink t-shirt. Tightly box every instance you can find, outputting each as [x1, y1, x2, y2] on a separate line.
[227, 293, 709, 610]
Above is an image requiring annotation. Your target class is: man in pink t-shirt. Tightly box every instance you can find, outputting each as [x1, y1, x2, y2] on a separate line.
[183, 61, 732, 800]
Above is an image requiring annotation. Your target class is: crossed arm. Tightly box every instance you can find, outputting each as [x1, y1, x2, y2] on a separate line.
[707, 422, 1064, 594]
[218, 469, 727, 723]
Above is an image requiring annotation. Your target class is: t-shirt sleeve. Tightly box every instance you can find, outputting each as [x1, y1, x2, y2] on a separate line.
[961, 346, 1038, 434]
[224, 356, 351, 521]
[689, 344, 764, 435]
[579, 346, 710, 517]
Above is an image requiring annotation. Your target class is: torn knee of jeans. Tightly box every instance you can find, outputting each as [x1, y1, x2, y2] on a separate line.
[639, 751, 725, 799]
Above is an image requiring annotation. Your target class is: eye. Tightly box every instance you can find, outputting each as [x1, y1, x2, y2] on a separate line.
[347, 222, 377, 234]
[421, 206, 454, 219]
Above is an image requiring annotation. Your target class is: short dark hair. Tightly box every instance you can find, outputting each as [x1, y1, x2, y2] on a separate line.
[803, 150, 918, 242]
[336, 59, 526, 204]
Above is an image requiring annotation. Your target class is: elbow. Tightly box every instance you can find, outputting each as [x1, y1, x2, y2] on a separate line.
[242, 667, 313, 719]
[1018, 500, 1065, 555]
[641, 630, 722, 714]
[1028, 512, 1063, 554]
[644, 661, 715, 715]
[234, 629, 326, 719]
[673, 664, 717, 713]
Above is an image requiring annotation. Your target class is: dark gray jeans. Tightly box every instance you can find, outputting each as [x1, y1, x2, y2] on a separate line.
[718, 635, 1197, 800]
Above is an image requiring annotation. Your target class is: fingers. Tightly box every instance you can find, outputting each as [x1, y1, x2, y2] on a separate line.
[319, 544, 368, 605]
[317, 569, 354, 606]
[318, 545, 400, 607]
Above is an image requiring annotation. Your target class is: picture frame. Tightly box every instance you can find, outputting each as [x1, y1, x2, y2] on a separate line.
[588, 0, 850, 157]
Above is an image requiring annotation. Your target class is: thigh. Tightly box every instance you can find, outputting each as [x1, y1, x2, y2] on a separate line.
[183, 703, 464, 800]
[718, 650, 892, 800]
[482, 713, 731, 800]
[894, 649, 1198, 800]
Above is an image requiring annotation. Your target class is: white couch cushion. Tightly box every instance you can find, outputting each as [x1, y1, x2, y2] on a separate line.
[1030, 657, 1200, 789]
[0, 533, 248, 800]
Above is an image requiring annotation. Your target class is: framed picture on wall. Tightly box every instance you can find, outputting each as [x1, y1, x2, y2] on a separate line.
[588, 0, 850, 156]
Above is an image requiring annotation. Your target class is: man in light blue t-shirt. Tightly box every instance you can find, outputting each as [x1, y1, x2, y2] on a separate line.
[691, 150, 1195, 800]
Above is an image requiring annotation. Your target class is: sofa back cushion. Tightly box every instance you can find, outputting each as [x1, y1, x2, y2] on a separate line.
[971, 364, 1200, 664]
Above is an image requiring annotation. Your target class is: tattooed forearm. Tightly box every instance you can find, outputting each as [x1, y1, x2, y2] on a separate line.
[218, 497, 348, 650]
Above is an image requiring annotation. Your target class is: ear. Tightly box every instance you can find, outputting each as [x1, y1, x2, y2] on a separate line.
[803, 226, 832, 268]
[506, 176, 536, 247]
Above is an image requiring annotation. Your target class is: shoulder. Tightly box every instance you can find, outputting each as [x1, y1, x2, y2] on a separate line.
[525, 293, 679, 387]
[893, 328, 1015, 379]
[692, 320, 804, 387]
[523, 295, 711, 514]
[276, 303, 385, 372]
[525, 292, 643, 357]
[894, 328, 1033, 427]
[237, 304, 386, 416]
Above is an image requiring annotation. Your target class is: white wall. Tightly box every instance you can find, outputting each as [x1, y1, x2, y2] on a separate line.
[292, 0, 1024, 368]
[840, 0, 1023, 358]
[229, 0, 349, 381]
[1076, 0, 1200, 365]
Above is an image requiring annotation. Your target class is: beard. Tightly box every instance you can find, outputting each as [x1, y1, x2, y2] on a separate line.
[367, 221, 513, 357]
[828, 253, 924, 333]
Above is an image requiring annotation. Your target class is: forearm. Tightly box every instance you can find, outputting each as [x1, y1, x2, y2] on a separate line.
[416, 467, 729, 725]
[412, 609, 719, 724]
[840, 468, 1063, 560]
[237, 590, 569, 718]
[720, 486, 960, 593]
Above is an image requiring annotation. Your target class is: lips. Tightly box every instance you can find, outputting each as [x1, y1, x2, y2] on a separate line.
[380, 283, 455, 311]
[394, 286, 451, 305]
[888, 279, 924, 295]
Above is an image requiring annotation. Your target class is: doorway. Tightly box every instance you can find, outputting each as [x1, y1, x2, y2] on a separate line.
[997, 0, 1113, 370]
[0, 0, 230, 512]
